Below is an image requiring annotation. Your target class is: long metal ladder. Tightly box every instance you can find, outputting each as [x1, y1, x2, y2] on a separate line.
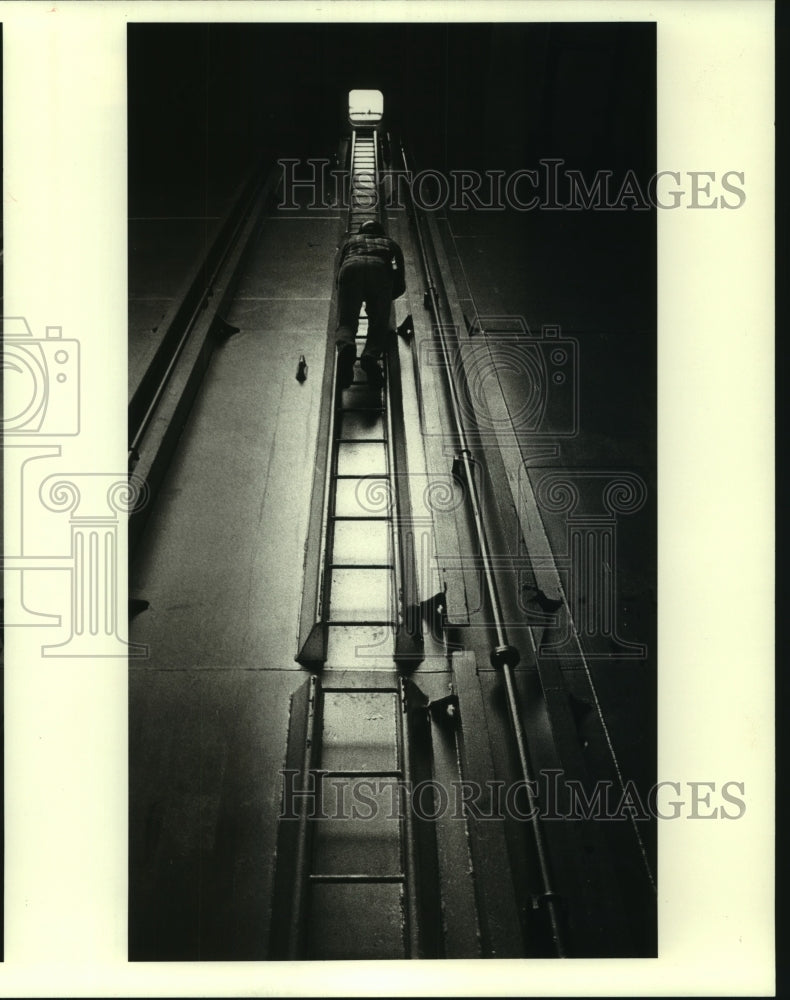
[272, 128, 436, 960]
[327, 126, 401, 662]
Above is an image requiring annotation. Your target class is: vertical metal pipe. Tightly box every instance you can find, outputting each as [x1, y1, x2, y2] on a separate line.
[401, 142, 567, 958]
[501, 663, 566, 957]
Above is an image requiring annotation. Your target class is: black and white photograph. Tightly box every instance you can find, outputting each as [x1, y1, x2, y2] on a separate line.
[126, 20, 659, 962]
[0, 1, 775, 995]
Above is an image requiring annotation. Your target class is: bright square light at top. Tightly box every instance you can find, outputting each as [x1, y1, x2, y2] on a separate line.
[348, 89, 384, 126]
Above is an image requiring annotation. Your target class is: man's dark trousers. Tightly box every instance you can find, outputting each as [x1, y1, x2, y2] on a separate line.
[335, 258, 393, 359]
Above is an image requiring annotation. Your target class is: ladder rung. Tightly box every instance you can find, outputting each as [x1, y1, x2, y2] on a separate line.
[320, 769, 403, 779]
[336, 437, 387, 445]
[330, 515, 391, 522]
[320, 687, 400, 695]
[309, 874, 405, 885]
[327, 619, 395, 627]
[332, 473, 391, 481]
[329, 563, 393, 570]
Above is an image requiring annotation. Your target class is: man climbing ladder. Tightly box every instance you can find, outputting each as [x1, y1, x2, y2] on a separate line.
[335, 219, 406, 391]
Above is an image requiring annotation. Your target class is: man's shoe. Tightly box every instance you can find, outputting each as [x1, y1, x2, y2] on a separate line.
[337, 343, 357, 390]
[360, 354, 384, 391]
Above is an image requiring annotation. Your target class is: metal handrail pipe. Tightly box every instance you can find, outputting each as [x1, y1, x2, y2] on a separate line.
[400, 141, 566, 958]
